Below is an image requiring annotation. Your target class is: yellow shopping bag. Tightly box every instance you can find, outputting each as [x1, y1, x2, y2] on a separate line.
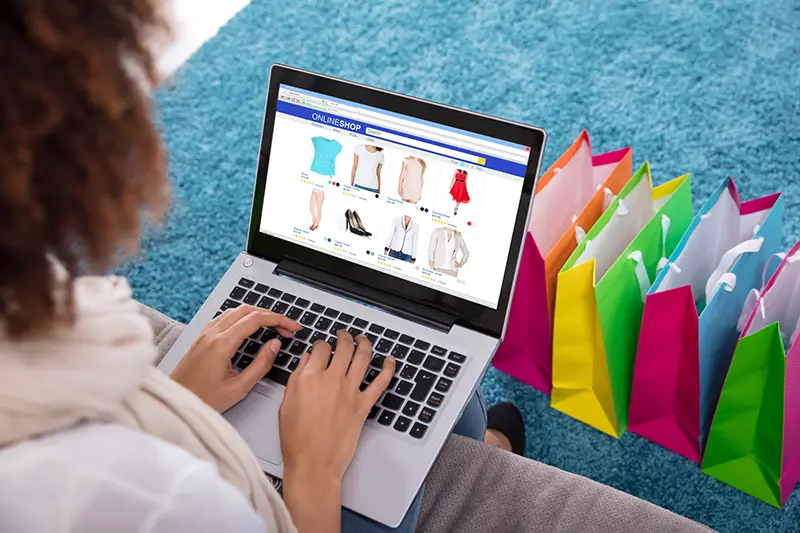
[551, 163, 692, 437]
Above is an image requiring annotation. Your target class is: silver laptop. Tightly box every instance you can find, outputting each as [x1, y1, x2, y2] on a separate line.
[158, 64, 546, 527]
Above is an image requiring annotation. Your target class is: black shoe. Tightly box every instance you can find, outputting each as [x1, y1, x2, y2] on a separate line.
[345, 210, 367, 236]
[487, 402, 526, 456]
[352, 210, 372, 237]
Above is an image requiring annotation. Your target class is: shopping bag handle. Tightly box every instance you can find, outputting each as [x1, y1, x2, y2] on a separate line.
[573, 188, 615, 246]
[628, 215, 672, 302]
[735, 252, 789, 333]
[705, 237, 764, 303]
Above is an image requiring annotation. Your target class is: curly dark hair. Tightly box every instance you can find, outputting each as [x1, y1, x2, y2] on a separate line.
[0, 0, 172, 338]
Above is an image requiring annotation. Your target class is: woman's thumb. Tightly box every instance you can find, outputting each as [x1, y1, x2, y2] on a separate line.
[237, 338, 281, 386]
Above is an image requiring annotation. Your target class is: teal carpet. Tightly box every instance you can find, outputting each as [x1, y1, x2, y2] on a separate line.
[123, 1, 800, 531]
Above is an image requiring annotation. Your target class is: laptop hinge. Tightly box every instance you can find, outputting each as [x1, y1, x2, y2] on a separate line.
[275, 259, 457, 333]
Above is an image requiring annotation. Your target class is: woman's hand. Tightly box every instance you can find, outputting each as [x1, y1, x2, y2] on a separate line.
[279, 332, 395, 533]
[170, 306, 300, 412]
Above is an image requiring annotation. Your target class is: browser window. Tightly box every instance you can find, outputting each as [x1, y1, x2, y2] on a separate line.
[259, 84, 531, 308]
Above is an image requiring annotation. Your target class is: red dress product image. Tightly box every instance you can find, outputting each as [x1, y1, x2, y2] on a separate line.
[450, 171, 471, 203]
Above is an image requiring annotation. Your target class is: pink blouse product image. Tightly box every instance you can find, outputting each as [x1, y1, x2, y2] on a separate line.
[398, 156, 426, 204]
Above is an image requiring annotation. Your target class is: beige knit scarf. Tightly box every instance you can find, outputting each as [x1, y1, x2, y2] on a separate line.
[0, 276, 295, 533]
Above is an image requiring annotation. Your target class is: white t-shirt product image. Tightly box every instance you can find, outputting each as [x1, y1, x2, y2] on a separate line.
[353, 144, 385, 190]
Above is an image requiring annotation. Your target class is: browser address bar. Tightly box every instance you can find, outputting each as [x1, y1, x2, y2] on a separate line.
[365, 128, 481, 164]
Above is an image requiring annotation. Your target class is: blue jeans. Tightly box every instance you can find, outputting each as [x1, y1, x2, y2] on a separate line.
[387, 249, 413, 263]
[354, 184, 379, 194]
[341, 388, 487, 532]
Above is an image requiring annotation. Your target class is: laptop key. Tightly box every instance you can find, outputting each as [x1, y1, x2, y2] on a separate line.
[249, 328, 264, 340]
[348, 327, 363, 337]
[237, 355, 254, 369]
[427, 392, 444, 408]
[370, 355, 386, 368]
[365, 333, 379, 344]
[272, 301, 289, 315]
[327, 336, 338, 351]
[419, 407, 436, 424]
[230, 286, 247, 300]
[281, 293, 297, 304]
[395, 380, 413, 396]
[410, 371, 436, 402]
[264, 367, 291, 386]
[289, 341, 307, 355]
[375, 339, 394, 353]
[391, 344, 409, 360]
[254, 283, 269, 294]
[279, 337, 293, 351]
[275, 352, 291, 367]
[257, 296, 275, 309]
[431, 345, 447, 357]
[268, 288, 283, 298]
[353, 318, 369, 329]
[221, 299, 240, 311]
[381, 393, 404, 411]
[339, 313, 355, 323]
[310, 303, 326, 313]
[369, 324, 385, 335]
[365, 368, 380, 383]
[294, 328, 312, 341]
[409, 423, 428, 439]
[394, 416, 411, 433]
[286, 306, 303, 320]
[324, 308, 340, 318]
[368, 405, 380, 419]
[300, 312, 318, 326]
[384, 329, 400, 340]
[243, 291, 260, 305]
[435, 377, 453, 393]
[295, 298, 311, 308]
[398, 334, 415, 346]
[360, 382, 369, 391]
[423, 356, 446, 372]
[444, 363, 461, 378]
[315, 317, 333, 330]
[261, 329, 279, 343]
[238, 277, 255, 288]
[448, 351, 466, 363]
[288, 357, 301, 372]
[402, 401, 421, 417]
[244, 340, 261, 356]
[399, 365, 418, 380]
[309, 331, 328, 344]
[394, 362, 404, 374]
[378, 411, 396, 426]
[407, 350, 425, 365]
[329, 322, 348, 334]
[389, 376, 398, 390]
[414, 339, 431, 351]
[213, 311, 222, 318]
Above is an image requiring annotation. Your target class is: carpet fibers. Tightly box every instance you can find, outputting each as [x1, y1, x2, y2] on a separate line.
[123, 1, 800, 531]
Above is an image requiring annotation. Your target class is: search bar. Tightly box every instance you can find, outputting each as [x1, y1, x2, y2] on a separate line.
[366, 128, 481, 164]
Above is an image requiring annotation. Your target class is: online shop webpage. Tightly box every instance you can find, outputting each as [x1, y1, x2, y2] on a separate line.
[259, 85, 531, 308]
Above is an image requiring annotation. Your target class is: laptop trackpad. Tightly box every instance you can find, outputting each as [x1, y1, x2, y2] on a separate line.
[225, 392, 284, 465]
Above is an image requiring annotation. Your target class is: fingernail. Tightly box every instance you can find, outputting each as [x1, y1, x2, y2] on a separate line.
[267, 339, 281, 352]
[388, 355, 396, 364]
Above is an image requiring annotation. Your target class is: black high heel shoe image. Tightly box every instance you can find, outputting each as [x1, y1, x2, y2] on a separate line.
[345, 209, 368, 237]
[352, 210, 372, 237]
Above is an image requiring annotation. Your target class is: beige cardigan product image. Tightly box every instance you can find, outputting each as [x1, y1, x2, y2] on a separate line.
[0, 276, 295, 533]
[428, 228, 470, 274]
[398, 156, 426, 204]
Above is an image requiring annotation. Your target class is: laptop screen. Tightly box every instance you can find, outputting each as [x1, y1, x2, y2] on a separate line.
[258, 84, 532, 310]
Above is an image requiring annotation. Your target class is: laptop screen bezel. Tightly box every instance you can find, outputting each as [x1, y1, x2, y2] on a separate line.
[247, 64, 546, 338]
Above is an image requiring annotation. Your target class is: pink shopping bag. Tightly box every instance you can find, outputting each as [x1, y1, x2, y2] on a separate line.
[493, 131, 632, 394]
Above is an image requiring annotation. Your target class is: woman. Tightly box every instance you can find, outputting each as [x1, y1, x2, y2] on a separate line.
[0, 2, 524, 532]
[449, 169, 470, 215]
[350, 144, 384, 194]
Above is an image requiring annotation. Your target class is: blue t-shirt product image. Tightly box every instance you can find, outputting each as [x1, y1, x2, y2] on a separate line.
[310, 136, 343, 177]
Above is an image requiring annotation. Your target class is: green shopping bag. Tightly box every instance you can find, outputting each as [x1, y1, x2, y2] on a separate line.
[551, 162, 693, 437]
[702, 242, 800, 508]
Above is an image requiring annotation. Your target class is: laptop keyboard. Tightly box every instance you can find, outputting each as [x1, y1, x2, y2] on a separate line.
[217, 277, 466, 440]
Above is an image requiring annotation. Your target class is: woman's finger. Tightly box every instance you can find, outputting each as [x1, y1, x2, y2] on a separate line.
[221, 310, 299, 346]
[360, 356, 396, 414]
[328, 330, 356, 375]
[346, 335, 372, 388]
[210, 305, 253, 332]
[233, 339, 281, 396]
[286, 353, 309, 388]
[306, 340, 333, 372]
